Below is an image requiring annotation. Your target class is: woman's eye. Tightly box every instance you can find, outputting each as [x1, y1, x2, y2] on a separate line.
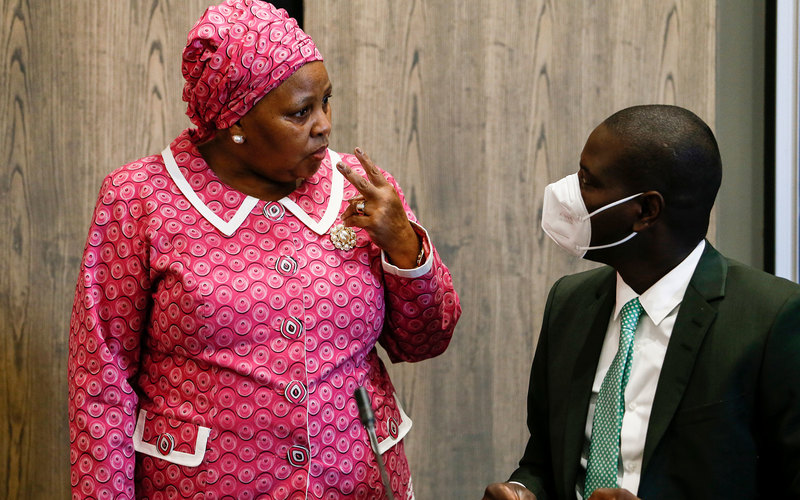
[293, 108, 309, 118]
[323, 94, 332, 105]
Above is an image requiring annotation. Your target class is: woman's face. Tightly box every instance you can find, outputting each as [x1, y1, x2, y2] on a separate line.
[233, 61, 333, 187]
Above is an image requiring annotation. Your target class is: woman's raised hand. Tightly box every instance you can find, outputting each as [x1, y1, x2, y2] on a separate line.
[336, 147, 421, 269]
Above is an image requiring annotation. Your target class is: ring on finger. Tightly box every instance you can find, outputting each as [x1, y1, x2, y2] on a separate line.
[355, 200, 366, 216]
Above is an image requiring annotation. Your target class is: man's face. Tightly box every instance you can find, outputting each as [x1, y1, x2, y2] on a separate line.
[578, 124, 641, 253]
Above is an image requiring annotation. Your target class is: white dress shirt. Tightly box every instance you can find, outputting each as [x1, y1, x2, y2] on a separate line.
[576, 240, 706, 498]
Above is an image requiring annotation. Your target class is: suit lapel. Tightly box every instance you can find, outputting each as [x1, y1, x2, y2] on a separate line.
[561, 273, 616, 496]
[641, 243, 727, 470]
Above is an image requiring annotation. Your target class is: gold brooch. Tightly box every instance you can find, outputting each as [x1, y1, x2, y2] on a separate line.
[330, 224, 357, 251]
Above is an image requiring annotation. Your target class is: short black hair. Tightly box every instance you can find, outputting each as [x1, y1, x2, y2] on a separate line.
[602, 104, 722, 240]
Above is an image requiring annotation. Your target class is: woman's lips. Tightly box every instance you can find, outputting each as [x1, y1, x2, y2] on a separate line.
[310, 145, 328, 161]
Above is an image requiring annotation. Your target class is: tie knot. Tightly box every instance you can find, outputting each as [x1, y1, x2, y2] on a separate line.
[620, 297, 643, 333]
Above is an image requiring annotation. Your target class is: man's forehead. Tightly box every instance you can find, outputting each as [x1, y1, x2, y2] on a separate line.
[581, 125, 627, 172]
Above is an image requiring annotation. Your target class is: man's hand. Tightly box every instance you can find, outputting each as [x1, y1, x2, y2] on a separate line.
[587, 488, 640, 499]
[482, 482, 536, 500]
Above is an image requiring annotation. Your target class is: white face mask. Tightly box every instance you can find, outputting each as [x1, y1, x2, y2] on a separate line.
[541, 173, 642, 258]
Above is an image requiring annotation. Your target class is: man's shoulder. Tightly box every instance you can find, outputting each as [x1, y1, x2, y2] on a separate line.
[549, 265, 615, 301]
[723, 257, 800, 299]
[697, 247, 800, 318]
[558, 265, 615, 287]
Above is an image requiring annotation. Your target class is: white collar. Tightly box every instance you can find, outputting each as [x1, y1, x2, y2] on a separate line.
[614, 240, 706, 325]
[161, 146, 344, 237]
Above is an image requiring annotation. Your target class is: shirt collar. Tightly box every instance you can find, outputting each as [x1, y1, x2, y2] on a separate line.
[162, 131, 344, 237]
[613, 240, 706, 325]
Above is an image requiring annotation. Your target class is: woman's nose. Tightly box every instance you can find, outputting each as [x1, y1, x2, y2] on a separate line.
[312, 108, 332, 137]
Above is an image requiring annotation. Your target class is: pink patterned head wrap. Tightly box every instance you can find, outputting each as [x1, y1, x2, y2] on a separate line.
[182, 0, 323, 141]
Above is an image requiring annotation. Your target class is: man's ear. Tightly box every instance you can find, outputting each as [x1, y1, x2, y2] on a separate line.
[632, 191, 664, 231]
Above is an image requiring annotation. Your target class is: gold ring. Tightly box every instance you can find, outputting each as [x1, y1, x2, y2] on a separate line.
[355, 201, 366, 215]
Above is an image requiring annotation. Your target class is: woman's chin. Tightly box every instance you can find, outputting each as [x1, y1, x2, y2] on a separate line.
[297, 160, 323, 181]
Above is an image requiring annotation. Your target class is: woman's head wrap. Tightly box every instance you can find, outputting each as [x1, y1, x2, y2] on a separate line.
[182, 0, 322, 141]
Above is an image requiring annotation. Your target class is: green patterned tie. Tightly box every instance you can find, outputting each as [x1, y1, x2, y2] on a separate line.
[584, 297, 644, 497]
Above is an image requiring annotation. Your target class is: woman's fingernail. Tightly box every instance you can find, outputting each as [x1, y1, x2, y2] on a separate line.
[355, 147, 363, 155]
[337, 162, 346, 171]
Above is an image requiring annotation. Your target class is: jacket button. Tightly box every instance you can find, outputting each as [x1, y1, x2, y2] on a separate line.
[288, 445, 309, 467]
[285, 380, 307, 404]
[280, 316, 304, 340]
[156, 433, 175, 456]
[387, 417, 399, 439]
[276, 255, 298, 276]
[263, 202, 285, 221]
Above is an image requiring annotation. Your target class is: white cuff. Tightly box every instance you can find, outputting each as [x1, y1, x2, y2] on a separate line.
[381, 222, 433, 278]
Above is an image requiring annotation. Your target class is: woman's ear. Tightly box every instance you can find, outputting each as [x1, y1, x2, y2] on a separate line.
[632, 190, 664, 232]
[224, 120, 246, 145]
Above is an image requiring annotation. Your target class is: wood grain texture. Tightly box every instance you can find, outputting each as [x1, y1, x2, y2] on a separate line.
[305, 1, 715, 498]
[0, 1, 214, 498]
[0, 0, 714, 498]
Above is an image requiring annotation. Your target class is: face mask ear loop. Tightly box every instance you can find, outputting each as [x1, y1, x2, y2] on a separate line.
[581, 192, 643, 221]
[577, 231, 638, 251]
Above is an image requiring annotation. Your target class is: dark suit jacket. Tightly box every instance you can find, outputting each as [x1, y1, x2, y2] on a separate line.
[509, 243, 800, 499]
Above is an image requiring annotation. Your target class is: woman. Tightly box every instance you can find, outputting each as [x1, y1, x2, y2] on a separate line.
[67, 1, 460, 498]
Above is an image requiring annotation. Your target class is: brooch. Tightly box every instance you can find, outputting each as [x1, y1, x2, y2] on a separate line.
[330, 224, 357, 251]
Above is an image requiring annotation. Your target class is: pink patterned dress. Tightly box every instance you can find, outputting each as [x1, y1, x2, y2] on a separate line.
[68, 130, 461, 499]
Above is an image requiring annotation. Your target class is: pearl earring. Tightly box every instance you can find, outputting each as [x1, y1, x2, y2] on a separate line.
[232, 134, 245, 144]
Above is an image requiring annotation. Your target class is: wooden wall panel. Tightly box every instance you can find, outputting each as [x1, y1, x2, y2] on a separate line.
[0, 2, 214, 497]
[0, 0, 714, 498]
[305, 1, 715, 498]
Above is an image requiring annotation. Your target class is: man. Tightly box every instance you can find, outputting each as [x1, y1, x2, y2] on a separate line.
[483, 105, 800, 499]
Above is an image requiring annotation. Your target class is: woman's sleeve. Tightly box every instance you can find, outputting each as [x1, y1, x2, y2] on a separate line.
[68, 174, 151, 499]
[377, 171, 462, 363]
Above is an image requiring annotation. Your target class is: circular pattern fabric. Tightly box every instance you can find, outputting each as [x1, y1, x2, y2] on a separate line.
[68, 129, 461, 499]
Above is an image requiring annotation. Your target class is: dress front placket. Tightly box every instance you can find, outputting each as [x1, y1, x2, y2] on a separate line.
[266, 201, 311, 496]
